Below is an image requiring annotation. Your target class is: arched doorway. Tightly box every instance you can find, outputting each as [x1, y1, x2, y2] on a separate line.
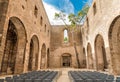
[87, 43, 94, 69]
[109, 16, 120, 75]
[1, 17, 27, 74]
[28, 35, 39, 71]
[61, 53, 71, 67]
[95, 34, 108, 71]
[83, 48, 87, 68]
[47, 48, 50, 68]
[40, 44, 46, 69]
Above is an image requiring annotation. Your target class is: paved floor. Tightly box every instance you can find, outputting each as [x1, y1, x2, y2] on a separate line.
[57, 68, 71, 82]
[56, 68, 97, 82]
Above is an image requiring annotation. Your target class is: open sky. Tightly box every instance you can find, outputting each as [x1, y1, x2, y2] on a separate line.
[42, 0, 93, 25]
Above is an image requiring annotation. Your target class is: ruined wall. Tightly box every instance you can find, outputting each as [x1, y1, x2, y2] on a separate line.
[82, 0, 120, 75]
[0, 0, 9, 45]
[0, 0, 51, 74]
[50, 25, 86, 68]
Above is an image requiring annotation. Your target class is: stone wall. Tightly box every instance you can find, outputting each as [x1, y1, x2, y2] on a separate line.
[50, 25, 86, 68]
[0, 0, 9, 45]
[0, 0, 51, 74]
[82, 0, 120, 75]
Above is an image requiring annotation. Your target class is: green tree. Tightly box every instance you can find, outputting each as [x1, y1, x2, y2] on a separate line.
[64, 37, 68, 42]
[55, 3, 90, 68]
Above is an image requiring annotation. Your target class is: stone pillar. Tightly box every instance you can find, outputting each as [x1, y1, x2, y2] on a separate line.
[0, 0, 9, 45]
[0, 0, 9, 71]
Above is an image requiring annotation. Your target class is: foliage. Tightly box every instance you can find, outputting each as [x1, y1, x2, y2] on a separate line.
[64, 37, 68, 42]
[55, 11, 68, 27]
[54, 3, 90, 30]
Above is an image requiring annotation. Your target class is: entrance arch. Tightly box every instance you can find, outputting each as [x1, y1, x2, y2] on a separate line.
[1, 17, 27, 74]
[109, 15, 120, 75]
[40, 44, 46, 69]
[61, 53, 71, 67]
[83, 48, 87, 68]
[87, 43, 94, 69]
[47, 48, 50, 68]
[28, 35, 39, 71]
[95, 34, 108, 71]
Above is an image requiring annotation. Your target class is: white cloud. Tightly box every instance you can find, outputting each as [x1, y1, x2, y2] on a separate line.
[59, 0, 74, 14]
[43, 1, 70, 25]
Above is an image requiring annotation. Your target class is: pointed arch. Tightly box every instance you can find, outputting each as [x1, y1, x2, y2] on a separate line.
[87, 43, 94, 69]
[95, 34, 108, 71]
[83, 48, 87, 68]
[47, 48, 50, 68]
[63, 29, 69, 43]
[108, 15, 120, 75]
[1, 17, 27, 74]
[40, 43, 46, 69]
[28, 35, 39, 71]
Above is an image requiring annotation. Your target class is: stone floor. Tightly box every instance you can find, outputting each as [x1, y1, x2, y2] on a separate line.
[56, 68, 92, 82]
[57, 68, 71, 82]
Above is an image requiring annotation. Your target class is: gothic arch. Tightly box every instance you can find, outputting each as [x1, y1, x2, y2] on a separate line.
[63, 29, 69, 43]
[28, 35, 39, 71]
[40, 43, 46, 69]
[83, 48, 87, 68]
[87, 43, 94, 69]
[108, 15, 120, 75]
[95, 34, 108, 71]
[47, 48, 50, 68]
[1, 17, 27, 74]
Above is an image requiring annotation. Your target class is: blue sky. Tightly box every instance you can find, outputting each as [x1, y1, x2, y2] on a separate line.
[42, 0, 93, 25]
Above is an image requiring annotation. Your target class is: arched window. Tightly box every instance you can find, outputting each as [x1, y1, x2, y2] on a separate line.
[93, 2, 97, 15]
[40, 16, 43, 26]
[34, 6, 38, 18]
[64, 29, 69, 43]
[44, 24, 46, 32]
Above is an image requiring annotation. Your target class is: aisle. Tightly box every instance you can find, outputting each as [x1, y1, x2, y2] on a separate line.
[57, 69, 70, 82]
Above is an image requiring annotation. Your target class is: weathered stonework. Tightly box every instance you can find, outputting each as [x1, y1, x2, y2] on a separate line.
[0, 0, 120, 76]
[82, 0, 120, 75]
[0, 0, 51, 74]
[50, 25, 86, 68]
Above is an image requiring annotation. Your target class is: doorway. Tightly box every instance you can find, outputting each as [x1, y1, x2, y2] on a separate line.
[28, 35, 39, 71]
[1, 17, 27, 74]
[62, 54, 71, 67]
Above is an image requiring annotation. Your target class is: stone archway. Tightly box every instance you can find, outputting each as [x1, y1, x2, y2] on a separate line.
[40, 44, 46, 69]
[28, 35, 39, 71]
[1, 17, 27, 74]
[83, 48, 87, 68]
[47, 48, 50, 68]
[61, 53, 71, 67]
[95, 34, 108, 71]
[109, 15, 120, 75]
[87, 43, 94, 69]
